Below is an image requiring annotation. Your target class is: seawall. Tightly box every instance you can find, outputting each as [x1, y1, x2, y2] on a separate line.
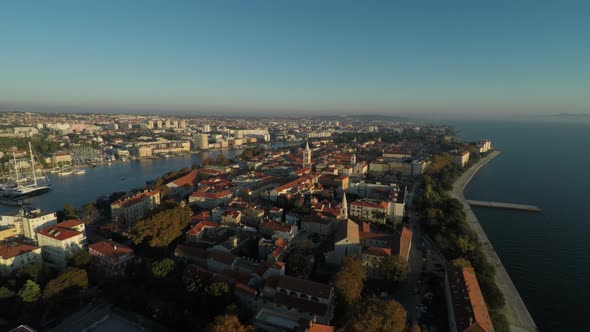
[449, 151, 539, 332]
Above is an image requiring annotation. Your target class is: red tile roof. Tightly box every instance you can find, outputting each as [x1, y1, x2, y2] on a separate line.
[399, 227, 413, 260]
[57, 219, 84, 229]
[277, 275, 332, 299]
[351, 200, 388, 209]
[37, 225, 82, 241]
[309, 323, 335, 332]
[187, 221, 219, 235]
[191, 189, 232, 199]
[112, 190, 160, 208]
[450, 267, 495, 332]
[207, 250, 237, 266]
[168, 170, 198, 187]
[88, 240, 133, 262]
[0, 244, 39, 259]
[363, 247, 392, 257]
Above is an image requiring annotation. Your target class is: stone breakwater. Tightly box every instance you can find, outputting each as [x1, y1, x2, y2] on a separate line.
[450, 151, 539, 332]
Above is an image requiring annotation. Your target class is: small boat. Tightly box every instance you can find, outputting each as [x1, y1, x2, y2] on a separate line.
[58, 171, 73, 176]
[74, 169, 86, 175]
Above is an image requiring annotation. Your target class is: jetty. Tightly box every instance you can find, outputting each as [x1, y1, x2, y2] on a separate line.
[466, 200, 541, 212]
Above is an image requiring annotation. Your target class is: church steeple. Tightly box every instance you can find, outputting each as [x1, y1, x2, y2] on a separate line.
[351, 153, 357, 165]
[303, 141, 312, 167]
[340, 193, 348, 220]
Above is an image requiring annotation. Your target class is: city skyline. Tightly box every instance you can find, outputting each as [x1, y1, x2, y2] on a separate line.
[1, 1, 589, 116]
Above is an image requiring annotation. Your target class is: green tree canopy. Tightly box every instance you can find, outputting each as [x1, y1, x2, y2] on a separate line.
[68, 249, 92, 268]
[0, 286, 15, 299]
[380, 256, 408, 286]
[80, 202, 99, 224]
[334, 256, 367, 306]
[18, 280, 41, 303]
[62, 203, 78, 220]
[345, 297, 407, 332]
[151, 258, 175, 279]
[205, 281, 230, 297]
[43, 268, 88, 301]
[131, 204, 191, 247]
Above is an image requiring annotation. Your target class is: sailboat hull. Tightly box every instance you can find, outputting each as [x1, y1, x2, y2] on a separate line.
[5, 186, 51, 199]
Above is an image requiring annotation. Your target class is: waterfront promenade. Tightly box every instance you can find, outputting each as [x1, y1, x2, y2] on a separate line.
[450, 151, 539, 332]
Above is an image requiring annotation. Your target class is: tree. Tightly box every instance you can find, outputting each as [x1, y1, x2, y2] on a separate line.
[68, 249, 92, 268]
[478, 275, 506, 309]
[131, 204, 191, 247]
[206, 314, 253, 332]
[0, 286, 15, 299]
[490, 311, 510, 332]
[151, 258, 175, 279]
[345, 298, 407, 332]
[18, 280, 41, 303]
[205, 281, 230, 297]
[15, 262, 43, 282]
[380, 256, 408, 286]
[286, 249, 311, 277]
[43, 268, 88, 301]
[80, 202, 99, 224]
[408, 324, 421, 332]
[63, 203, 78, 220]
[334, 256, 367, 306]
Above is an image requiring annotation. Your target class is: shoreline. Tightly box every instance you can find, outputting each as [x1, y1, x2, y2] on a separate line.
[450, 151, 539, 332]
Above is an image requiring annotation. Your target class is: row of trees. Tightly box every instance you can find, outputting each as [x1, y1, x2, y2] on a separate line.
[0, 262, 90, 327]
[415, 153, 509, 332]
[332, 256, 411, 332]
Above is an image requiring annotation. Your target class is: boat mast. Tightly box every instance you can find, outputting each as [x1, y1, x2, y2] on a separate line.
[13, 152, 20, 187]
[29, 142, 38, 187]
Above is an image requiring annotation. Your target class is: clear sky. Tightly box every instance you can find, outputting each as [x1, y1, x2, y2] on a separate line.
[1, 1, 589, 117]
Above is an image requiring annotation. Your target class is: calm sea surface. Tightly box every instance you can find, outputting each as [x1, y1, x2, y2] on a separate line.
[0, 149, 242, 215]
[452, 118, 590, 332]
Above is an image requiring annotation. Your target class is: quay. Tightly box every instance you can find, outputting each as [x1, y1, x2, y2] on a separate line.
[450, 150, 539, 332]
[466, 200, 541, 212]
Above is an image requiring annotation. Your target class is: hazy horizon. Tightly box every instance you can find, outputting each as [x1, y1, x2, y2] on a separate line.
[2, 1, 589, 116]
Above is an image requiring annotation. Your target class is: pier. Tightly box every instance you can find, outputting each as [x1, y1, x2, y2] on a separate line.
[466, 200, 541, 212]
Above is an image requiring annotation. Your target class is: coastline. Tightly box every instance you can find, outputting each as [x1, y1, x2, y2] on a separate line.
[450, 151, 539, 332]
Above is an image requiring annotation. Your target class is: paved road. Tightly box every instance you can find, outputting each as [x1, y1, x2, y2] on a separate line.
[450, 151, 539, 332]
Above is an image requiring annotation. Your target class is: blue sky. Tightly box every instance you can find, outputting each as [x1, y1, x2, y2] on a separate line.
[1, 1, 589, 116]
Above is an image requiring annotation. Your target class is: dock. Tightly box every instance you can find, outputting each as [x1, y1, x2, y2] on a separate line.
[466, 200, 541, 212]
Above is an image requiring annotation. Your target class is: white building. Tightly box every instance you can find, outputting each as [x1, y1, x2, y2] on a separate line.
[0, 208, 58, 240]
[36, 219, 87, 270]
[452, 151, 470, 168]
[195, 133, 209, 150]
[0, 243, 42, 276]
[110, 190, 161, 224]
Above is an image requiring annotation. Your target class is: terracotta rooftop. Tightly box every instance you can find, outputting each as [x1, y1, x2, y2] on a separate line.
[207, 250, 237, 266]
[57, 219, 84, 229]
[88, 240, 133, 262]
[0, 244, 39, 259]
[168, 170, 199, 188]
[449, 267, 494, 332]
[37, 225, 82, 241]
[112, 190, 160, 208]
[363, 247, 392, 257]
[187, 221, 219, 236]
[277, 275, 332, 300]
